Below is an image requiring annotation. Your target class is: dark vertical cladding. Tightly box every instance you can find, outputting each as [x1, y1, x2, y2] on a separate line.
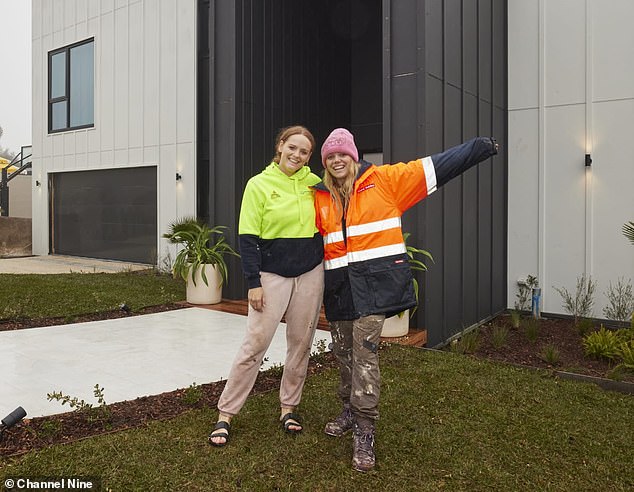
[384, 0, 508, 346]
[198, 0, 374, 299]
[198, 0, 505, 345]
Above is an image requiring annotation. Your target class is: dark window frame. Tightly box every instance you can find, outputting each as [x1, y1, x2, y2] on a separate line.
[48, 37, 95, 133]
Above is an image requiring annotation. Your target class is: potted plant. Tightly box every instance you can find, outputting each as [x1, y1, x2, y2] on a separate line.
[163, 217, 239, 305]
[381, 233, 433, 337]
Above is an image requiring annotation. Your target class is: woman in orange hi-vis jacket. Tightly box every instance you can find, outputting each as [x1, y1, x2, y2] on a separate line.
[314, 128, 498, 472]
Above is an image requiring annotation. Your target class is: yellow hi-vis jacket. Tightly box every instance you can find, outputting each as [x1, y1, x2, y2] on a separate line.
[314, 136, 498, 321]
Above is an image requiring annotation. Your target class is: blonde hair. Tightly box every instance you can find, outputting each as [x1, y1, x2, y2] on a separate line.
[271, 125, 316, 164]
[323, 160, 360, 214]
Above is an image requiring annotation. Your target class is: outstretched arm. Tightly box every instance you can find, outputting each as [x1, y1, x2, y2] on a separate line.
[431, 137, 498, 189]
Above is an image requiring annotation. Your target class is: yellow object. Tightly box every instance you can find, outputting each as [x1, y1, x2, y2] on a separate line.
[0, 156, 18, 173]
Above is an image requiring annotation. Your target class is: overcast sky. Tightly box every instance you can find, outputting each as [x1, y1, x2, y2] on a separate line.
[0, 0, 32, 155]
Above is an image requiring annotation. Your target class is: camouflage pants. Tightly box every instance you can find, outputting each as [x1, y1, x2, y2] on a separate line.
[329, 315, 385, 421]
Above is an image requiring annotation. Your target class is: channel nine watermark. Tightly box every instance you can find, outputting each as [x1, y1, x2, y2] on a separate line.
[3, 477, 101, 491]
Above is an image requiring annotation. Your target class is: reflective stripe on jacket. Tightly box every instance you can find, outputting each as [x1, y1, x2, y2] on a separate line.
[314, 136, 498, 321]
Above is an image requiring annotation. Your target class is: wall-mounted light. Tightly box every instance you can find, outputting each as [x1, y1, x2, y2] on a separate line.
[585, 154, 592, 167]
[175, 172, 182, 181]
[35, 180, 41, 187]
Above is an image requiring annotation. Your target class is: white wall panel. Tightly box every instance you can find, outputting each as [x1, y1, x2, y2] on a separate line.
[159, 145, 177, 234]
[159, 0, 177, 146]
[101, 0, 114, 15]
[177, 1, 196, 144]
[143, 4, 160, 147]
[77, 0, 88, 24]
[52, 0, 64, 33]
[88, 0, 99, 20]
[591, 99, 634, 314]
[544, 0, 585, 107]
[114, 7, 129, 150]
[592, 0, 634, 102]
[100, 12, 115, 154]
[507, 109, 540, 306]
[542, 105, 587, 313]
[129, 2, 144, 148]
[64, 0, 75, 29]
[507, 0, 539, 110]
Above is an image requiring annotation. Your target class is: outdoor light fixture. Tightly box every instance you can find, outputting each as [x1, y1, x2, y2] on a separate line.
[0, 406, 27, 440]
[585, 154, 592, 167]
[35, 180, 41, 187]
[175, 172, 182, 181]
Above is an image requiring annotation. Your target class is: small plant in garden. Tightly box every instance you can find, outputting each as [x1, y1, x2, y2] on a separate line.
[311, 338, 327, 357]
[540, 344, 560, 365]
[602, 277, 634, 323]
[576, 317, 594, 336]
[47, 384, 111, 423]
[509, 309, 521, 329]
[38, 420, 62, 440]
[515, 275, 538, 311]
[490, 324, 509, 349]
[554, 274, 596, 325]
[582, 325, 620, 361]
[181, 382, 203, 406]
[523, 317, 540, 342]
[616, 341, 634, 371]
[450, 329, 480, 354]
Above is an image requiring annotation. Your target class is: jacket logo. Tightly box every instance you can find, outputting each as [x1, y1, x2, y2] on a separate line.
[357, 184, 375, 193]
[271, 191, 280, 199]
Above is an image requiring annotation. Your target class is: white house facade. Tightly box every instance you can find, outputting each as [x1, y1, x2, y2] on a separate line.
[31, 0, 197, 263]
[508, 0, 634, 319]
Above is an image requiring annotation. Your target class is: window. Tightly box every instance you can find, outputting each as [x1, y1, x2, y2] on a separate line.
[48, 38, 94, 133]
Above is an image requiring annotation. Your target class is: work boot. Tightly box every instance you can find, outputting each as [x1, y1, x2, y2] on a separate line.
[324, 405, 353, 437]
[352, 420, 376, 472]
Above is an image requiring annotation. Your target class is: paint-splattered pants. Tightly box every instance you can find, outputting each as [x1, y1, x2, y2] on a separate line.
[329, 314, 385, 421]
[217, 263, 324, 416]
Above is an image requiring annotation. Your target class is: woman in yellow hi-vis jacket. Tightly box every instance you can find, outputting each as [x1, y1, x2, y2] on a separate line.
[314, 128, 498, 472]
[208, 126, 324, 447]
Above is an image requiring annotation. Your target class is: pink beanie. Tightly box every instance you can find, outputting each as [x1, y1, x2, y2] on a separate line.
[320, 128, 359, 166]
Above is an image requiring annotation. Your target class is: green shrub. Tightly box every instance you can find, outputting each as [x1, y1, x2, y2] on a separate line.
[576, 317, 594, 336]
[616, 341, 634, 371]
[554, 274, 595, 324]
[491, 324, 509, 349]
[523, 317, 540, 342]
[450, 329, 480, 354]
[540, 344, 560, 365]
[602, 277, 634, 322]
[509, 309, 521, 329]
[181, 382, 203, 406]
[583, 326, 620, 361]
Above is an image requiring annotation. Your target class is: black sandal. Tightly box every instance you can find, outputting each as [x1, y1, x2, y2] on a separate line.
[208, 421, 231, 447]
[280, 412, 303, 435]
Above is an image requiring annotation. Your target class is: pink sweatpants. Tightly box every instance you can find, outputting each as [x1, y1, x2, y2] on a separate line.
[217, 263, 324, 416]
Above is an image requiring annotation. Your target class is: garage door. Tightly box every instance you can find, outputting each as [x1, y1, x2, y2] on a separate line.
[50, 167, 157, 263]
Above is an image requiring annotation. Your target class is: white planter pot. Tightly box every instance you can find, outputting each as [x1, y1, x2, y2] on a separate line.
[186, 264, 222, 305]
[381, 310, 410, 337]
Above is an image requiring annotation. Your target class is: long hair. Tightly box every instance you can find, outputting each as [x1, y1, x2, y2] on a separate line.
[322, 160, 361, 214]
[271, 125, 316, 164]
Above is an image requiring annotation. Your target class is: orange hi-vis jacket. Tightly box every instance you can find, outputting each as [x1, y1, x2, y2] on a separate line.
[314, 136, 498, 321]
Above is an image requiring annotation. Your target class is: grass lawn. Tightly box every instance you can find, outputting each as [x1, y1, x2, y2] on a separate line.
[1, 346, 632, 491]
[0, 271, 185, 320]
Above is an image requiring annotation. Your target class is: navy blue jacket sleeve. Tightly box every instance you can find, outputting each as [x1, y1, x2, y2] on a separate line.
[239, 234, 262, 289]
[432, 137, 498, 188]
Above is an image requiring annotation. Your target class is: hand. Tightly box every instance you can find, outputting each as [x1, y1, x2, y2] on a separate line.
[248, 287, 265, 312]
